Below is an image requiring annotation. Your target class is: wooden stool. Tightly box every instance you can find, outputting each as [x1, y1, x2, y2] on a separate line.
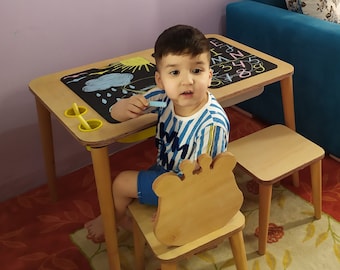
[228, 124, 325, 255]
[128, 152, 248, 270]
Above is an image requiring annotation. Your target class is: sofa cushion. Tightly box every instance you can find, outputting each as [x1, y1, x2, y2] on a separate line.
[300, 0, 340, 23]
[285, 0, 340, 23]
[284, 0, 303, 12]
[254, 0, 288, 8]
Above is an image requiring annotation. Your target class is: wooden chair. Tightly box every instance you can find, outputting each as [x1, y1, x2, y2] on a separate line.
[228, 124, 325, 255]
[128, 152, 248, 270]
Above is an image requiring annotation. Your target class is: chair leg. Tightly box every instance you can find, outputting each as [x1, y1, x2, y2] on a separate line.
[132, 219, 146, 270]
[161, 263, 177, 270]
[229, 231, 248, 270]
[258, 183, 273, 255]
[310, 160, 322, 219]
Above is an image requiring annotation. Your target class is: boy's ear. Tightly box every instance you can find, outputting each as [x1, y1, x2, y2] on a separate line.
[155, 71, 164, 89]
[208, 68, 213, 87]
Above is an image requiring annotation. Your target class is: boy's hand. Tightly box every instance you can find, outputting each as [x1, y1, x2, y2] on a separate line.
[110, 95, 149, 122]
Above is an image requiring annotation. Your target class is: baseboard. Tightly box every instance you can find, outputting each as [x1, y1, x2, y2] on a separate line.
[230, 105, 253, 118]
[329, 154, 340, 163]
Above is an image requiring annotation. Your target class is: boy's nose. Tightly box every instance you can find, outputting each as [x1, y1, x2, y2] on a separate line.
[181, 72, 194, 85]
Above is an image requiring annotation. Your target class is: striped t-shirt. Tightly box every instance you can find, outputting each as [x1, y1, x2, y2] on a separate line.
[144, 89, 230, 174]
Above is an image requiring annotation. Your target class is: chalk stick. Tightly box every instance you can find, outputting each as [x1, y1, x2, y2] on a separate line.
[77, 115, 91, 130]
[72, 102, 80, 115]
[149, 101, 166, 108]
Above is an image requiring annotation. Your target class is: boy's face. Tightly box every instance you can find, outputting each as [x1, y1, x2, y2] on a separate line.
[155, 52, 212, 117]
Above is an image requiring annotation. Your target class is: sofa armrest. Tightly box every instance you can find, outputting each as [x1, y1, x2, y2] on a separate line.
[225, 0, 340, 156]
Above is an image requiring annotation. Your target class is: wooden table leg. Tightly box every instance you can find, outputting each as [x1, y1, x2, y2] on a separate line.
[90, 147, 121, 270]
[280, 76, 296, 131]
[35, 98, 58, 201]
[280, 76, 300, 186]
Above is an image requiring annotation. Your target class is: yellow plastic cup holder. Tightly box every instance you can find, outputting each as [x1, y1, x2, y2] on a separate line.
[64, 106, 87, 117]
[78, 119, 103, 132]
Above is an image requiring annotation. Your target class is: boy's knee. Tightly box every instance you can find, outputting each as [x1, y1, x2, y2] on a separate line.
[112, 171, 137, 195]
[112, 172, 127, 189]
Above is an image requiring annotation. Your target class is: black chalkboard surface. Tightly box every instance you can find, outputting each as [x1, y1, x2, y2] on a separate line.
[208, 37, 277, 88]
[61, 57, 157, 123]
[61, 38, 277, 123]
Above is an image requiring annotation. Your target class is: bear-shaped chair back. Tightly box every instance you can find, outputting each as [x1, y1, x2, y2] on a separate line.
[152, 151, 243, 246]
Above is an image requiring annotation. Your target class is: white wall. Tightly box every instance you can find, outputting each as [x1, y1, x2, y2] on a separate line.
[0, 0, 232, 201]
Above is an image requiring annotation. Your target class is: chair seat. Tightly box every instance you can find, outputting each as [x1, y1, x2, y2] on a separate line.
[228, 124, 325, 183]
[128, 200, 245, 262]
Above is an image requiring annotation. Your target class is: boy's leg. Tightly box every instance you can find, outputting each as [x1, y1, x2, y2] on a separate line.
[112, 170, 139, 229]
[85, 170, 139, 242]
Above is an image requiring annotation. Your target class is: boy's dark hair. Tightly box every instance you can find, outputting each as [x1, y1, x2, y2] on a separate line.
[153, 25, 210, 66]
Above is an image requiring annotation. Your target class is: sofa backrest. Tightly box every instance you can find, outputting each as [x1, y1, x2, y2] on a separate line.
[251, 0, 287, 9]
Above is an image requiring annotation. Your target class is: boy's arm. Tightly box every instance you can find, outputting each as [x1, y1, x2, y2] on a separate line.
[110, 94, 149, 122]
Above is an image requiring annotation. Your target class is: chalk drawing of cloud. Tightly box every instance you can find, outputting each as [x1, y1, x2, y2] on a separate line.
[82, 73, 134, 92]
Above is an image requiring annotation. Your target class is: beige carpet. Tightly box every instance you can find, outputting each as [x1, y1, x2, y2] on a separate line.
[71, 172, 340, 269]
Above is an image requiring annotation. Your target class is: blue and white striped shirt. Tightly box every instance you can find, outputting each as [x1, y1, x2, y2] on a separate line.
[144, 89, 230, 173]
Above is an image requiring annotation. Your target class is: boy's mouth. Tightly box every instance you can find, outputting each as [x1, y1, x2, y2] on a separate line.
[181, 90, 193, 96]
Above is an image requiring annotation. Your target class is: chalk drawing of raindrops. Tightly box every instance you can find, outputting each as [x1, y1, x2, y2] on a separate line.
[111, 88, 117, 92]
[102, 98, 108, 104]
[107, 93, 112, 98]
[96, 93, 101, 97]
[122, 89, 128, 94]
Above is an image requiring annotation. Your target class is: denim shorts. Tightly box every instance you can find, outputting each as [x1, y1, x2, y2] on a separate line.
[137, 164, 167, 205]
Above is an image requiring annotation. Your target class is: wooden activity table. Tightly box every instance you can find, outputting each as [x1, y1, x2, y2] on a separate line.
[29, 34, 295, 270]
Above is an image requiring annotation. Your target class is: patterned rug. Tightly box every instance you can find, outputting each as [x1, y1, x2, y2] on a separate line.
[3, 107, 339, 270]
[71, 170, 340, 269]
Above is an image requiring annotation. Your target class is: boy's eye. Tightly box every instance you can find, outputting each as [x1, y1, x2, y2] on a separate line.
[192, 68, 202, 74]
[170, 70, 180, 75]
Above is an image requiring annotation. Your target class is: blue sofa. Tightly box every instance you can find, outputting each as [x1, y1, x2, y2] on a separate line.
[226, 0, 340, 158]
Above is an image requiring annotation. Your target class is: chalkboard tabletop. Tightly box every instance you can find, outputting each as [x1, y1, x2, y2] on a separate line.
[29, 34, 294, 146]
[60, 36, 278, 123]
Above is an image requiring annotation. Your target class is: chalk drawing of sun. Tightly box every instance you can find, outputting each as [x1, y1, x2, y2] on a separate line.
[110, 56, 155, 73]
